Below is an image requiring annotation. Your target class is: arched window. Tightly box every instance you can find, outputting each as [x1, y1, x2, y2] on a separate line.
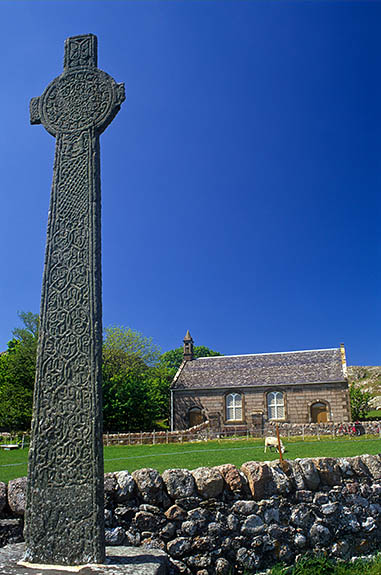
[267, 391, 285, 420]
[226, 393, 242, 421]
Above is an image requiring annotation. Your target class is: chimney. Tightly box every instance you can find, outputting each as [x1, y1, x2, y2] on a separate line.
[183, 330, 194, 361]
[340, 343, 348, 378]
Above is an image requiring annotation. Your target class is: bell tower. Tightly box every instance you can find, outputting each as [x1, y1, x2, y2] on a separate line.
[183, 330, 194, 361]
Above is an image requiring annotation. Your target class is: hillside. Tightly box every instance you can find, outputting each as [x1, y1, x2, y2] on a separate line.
[348, 365, 381, 409]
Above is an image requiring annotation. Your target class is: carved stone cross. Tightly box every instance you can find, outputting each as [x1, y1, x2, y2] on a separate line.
[24, 35, 125, 566]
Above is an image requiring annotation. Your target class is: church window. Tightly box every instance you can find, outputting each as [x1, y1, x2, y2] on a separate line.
[267, 391, 285, 420]
[226, 393, 243, 421]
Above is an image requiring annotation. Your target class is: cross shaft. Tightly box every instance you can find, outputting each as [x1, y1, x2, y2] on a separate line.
[24, 34, 125, 566]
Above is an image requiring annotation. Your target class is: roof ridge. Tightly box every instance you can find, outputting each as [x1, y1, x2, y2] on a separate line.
[196, 348, 340, 360]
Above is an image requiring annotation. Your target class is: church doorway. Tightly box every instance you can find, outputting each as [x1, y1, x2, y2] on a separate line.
[311, 402, 328, 423]
[188, 407, 203, 427]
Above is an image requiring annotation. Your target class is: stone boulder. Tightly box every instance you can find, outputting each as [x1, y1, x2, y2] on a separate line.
[134, 510, 165, 532]
[7, 477, 27, 516]
[296, 459, 320, 491]
[167, 536, 191, 558]
[215, 557, 231, 575]
[309, 522, 332, 546]
[165, 504, 187, 521]
[290, 504, 315, 528]
[191, 467, 224, 498]
[0, 482, 7, 514]
[132, 468, 165, 505]
[216, 464, 247, 493]
[104, 472, 117, 506]
[360, 454, 381, 480]
[241, 461, 274, 500]
[269, 462, 292, 494]
[162, 468, 196, 499]
[232, 500, 258, 516]
[241, 514, 265, 535]
[313, 458, 341, 487]
[286, 460, 306, 490]
[349, 456, 370, 478]
[115, 470, 135, 502]
[105, 526, 126, 546]
[337, 458, 355, 478]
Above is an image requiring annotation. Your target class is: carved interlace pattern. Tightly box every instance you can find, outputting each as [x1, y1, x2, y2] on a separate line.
[42, 70, 113, 133]
[64, 36, 96, 69]
[34, 131, 94, 487]
[25, 35, 124, 566]
[25, 130, 104, 564]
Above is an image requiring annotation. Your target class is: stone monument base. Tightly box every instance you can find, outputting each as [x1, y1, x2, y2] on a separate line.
[0, 544, 168, 575]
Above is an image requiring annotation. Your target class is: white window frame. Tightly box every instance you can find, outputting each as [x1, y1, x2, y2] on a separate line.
[226, 392, 243, 422]
[267, 391, 285, 420]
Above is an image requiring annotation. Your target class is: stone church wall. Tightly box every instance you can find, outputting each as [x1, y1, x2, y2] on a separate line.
[1, 455, 380, 574]
[173, 383, 350, 430]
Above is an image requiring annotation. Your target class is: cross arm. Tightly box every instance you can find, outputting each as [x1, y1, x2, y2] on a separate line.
[30, 97, 41, 125]
[116, 83, 126, 107]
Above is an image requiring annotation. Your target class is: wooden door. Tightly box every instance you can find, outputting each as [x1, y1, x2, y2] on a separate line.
[311, 402, 328, 423]
[189, 407, 203, 427]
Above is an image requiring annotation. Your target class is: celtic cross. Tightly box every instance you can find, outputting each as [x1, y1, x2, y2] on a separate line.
[24, 35, 125, 566]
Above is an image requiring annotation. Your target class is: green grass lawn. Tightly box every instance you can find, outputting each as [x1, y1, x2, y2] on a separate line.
[366, 410, 381, 419]
[269, 553, 381, 575]
[1, 436, 380, 483]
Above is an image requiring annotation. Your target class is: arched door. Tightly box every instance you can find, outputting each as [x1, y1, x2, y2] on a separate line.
[188, 407, 203, 427]
[311, 402, 328, 423]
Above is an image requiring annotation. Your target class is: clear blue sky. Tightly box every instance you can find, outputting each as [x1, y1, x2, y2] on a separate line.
[0, 1, 380, 365]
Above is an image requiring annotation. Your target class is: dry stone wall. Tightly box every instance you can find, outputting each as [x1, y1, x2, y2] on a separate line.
[102, 421, 381, 445]
[1, 455, 380, 574]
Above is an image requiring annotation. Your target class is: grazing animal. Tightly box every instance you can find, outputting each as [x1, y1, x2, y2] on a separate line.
[264, 436, 285, 453]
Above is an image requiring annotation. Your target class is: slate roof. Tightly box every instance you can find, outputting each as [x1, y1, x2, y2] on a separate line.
[172, 348, 346, 390]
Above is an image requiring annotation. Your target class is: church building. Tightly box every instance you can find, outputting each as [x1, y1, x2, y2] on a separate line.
[170, 332, 351, 431]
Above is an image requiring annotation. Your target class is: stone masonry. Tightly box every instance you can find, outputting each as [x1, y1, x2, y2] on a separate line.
[2, 455, 380, 574]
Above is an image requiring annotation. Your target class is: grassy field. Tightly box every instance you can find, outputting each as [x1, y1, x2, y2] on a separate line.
[269, 553, 381, 575]
[1, 435, 380, 483]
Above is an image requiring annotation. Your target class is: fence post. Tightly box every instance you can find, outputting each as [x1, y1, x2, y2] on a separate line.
[276, 424, 284, 468]
[246, 429, 249, 440]
[166, 430, 169, 444]
[21, 434, 25, 449]
[302, 425, 304, 441]
[140, 431, 143, 445]
[153, 430, 155, 445]
[129, 432, 131, 445]
[317, 426, 320, 441]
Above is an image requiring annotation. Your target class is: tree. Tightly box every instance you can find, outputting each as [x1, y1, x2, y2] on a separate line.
[160, 345, 222, 376]
[0, 312, 39, 430]
[103, 326, 160, 379]
[349, 382, 373, 420]
[102, 326, 169, 432]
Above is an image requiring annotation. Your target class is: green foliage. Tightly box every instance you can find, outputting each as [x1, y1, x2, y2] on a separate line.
[264, 553, 381, 575]
[102, 326, 171, 432]
[0, 312, 39, 430]
[349, 382, 373, 420]
[160, 345, 222, 377]
[292, 554, 334, 575]
[0, 316, 221, 433]
[103, 326, 161, 377]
